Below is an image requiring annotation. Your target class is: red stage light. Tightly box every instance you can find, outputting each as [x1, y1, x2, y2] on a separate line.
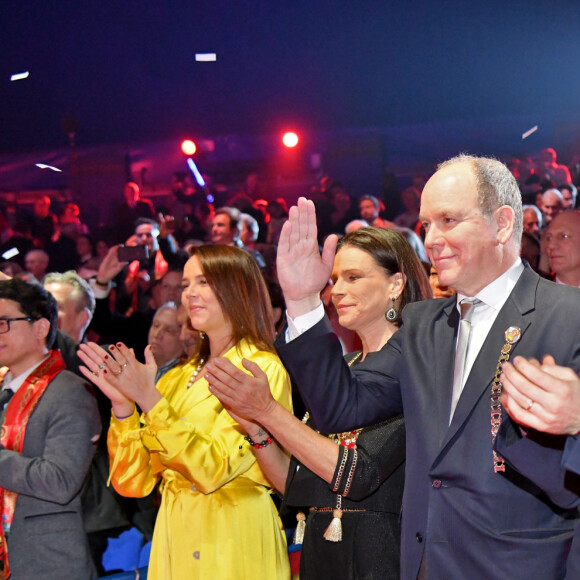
[181, 139, 197, 156]
[282, 132, 299, 148]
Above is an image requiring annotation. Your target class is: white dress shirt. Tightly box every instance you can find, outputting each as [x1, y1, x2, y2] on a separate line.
[1, 355, 50, 396]
[454, 258, 524, 393]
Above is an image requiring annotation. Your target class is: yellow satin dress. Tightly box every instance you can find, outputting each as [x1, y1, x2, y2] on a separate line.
[107, 339, 292, 580]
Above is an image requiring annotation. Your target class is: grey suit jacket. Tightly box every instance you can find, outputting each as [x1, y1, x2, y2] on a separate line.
[276, 265, 580, 580]
[0, 369, 101, 580]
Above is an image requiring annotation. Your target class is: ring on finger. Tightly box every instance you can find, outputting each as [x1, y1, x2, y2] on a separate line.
[526, 399, 535, 412]
[114, 358, 129, 368]
[99, 362, 107, 371]
[111, 366, 123, 376]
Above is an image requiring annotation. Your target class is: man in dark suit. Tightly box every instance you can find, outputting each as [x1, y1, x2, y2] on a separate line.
[272, 155, 580, 579]
[0, 278, 100, 579]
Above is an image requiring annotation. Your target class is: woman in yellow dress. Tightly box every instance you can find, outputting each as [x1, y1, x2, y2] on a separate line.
[78, 245, 292, 580]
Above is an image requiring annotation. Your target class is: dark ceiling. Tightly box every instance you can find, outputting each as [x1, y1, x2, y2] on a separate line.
[1, 1, 579, 154]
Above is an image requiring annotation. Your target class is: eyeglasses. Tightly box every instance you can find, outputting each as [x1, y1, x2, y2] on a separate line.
[0, 317, 35, 334]
[544, 232, 572, 242]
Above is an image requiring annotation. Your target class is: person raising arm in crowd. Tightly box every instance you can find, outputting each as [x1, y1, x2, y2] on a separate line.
[265, 155, 580, 580]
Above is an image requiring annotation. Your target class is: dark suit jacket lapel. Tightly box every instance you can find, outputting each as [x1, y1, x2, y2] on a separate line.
[433, 298, 460, 446]
[436, 266, 538, 459]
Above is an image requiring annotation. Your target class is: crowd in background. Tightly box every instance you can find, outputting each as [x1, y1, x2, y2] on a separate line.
[1, 146, 578, 291]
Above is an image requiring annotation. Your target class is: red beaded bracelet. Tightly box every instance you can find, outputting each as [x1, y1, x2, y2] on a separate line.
[244, 434, 274, 449]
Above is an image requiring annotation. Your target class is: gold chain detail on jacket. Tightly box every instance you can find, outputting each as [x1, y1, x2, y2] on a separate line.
[491, 326, 522, 473]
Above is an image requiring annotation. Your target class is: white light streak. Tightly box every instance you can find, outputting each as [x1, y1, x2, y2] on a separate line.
[10, 71, 29, 81]
[2, 247, 19, 260]
[195, 53, 217, 62]
[35, 163, 62, 172]
[187, 158, 206, 187]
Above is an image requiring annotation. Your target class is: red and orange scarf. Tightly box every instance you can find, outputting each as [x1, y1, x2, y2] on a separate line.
[0, 350, 65, 579]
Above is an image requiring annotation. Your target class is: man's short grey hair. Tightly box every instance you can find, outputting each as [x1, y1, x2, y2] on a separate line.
[359, 195, 380, 209]
[155, 301, 178, 317]
[438, 154, 523, 242]
[522, 205, 542, 230]
[542, 188, 564, 203]
[395, 227, 429, 263]
[26, 249, 49, 264]
[344, 219, 369, 233]
[240, 213, 259, 243]
[43, 270, 95, 316]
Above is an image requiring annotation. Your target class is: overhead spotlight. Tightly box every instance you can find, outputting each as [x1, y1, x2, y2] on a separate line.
[282, 132, 299, 148]
[181, 139, 197, 156]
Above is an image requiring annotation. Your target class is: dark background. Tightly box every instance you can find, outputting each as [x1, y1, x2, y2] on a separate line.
[2, 1, 579, 154]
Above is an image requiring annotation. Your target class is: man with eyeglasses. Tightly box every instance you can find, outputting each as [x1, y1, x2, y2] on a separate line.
[0, 278, 100, 579]
[544, 210, 580, 287]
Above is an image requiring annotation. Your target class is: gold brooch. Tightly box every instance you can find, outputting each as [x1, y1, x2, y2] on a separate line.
[504, 326, 522, 345]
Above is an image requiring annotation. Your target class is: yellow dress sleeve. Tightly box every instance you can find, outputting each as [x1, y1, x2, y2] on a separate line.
[107, 409, 160, 498]
[254, 353, 293, 415]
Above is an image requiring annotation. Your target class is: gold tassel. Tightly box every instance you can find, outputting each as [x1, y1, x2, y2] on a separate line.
[323, 508, 343, 542]
[293, 511, 306, 545]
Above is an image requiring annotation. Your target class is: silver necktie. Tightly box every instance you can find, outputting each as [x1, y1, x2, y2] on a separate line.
[449, 298, 481, 421]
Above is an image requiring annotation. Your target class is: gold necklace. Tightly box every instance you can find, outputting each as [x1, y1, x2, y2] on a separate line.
[185, 339, 234, 389]
[187, 358, 206, 389]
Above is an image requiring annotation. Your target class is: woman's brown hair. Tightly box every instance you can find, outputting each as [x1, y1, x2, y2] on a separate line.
[187, 245, 275, 358]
